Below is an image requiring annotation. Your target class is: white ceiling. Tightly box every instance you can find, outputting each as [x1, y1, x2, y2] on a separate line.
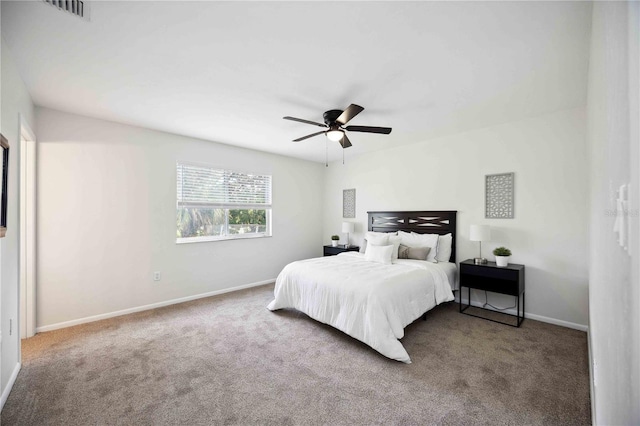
[2, 1, 592, 163]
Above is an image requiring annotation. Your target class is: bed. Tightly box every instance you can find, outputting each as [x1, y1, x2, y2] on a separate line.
[267, 211, 457, 363]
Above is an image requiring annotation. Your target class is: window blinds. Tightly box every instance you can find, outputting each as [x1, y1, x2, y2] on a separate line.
[177, 163, 272, 210]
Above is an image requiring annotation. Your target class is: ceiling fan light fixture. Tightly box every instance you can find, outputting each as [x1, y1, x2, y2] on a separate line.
[284, 104, 392, 149]
[326, 129, 344, 142]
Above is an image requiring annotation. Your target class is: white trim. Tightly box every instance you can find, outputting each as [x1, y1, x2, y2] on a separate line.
[587, 328, 597, 425]
[0, 362, 21, 410]
[177, 233, 272, 244]
[35, 279, 275, 333]
[458, 294, 588, 332]
[19, 114, 37, 339]
[18, 114, 36, 142]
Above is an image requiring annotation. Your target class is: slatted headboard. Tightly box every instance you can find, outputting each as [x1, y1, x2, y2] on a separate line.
[367, 211, 457, 263]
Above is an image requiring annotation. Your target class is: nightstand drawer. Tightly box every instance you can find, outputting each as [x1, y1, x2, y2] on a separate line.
[460, 263, 519, 281]
[459, 274, 520, 295]
[323, 245, 360, 256]
[459, 260, 525, 297]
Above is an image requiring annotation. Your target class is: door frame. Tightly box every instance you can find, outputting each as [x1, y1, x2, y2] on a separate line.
[19, 115, 36, 339]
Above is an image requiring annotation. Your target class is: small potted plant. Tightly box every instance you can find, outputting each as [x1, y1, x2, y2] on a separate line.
[331, 235, 340, 247]
[493, 247, 512, 267]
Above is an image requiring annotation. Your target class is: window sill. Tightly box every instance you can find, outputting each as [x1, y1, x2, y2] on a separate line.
[176, 234, 272, 244]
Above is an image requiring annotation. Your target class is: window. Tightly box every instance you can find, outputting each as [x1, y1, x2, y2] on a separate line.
[176, 162, 272, 243]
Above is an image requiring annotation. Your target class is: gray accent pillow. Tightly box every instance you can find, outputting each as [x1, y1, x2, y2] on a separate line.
[398, 244, 430, 261]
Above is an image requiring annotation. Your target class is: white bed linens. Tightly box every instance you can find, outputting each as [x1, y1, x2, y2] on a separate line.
[267, 252, 455, 363]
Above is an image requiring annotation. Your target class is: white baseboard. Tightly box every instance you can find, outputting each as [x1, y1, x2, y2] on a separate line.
[1, 362, 21, 410]
[36, 279, 275, 333]
[458, 295, 588, 332]
[587, 328, 597, 424]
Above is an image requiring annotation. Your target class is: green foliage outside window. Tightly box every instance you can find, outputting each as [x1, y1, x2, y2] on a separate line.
[177, 208, 267, 238]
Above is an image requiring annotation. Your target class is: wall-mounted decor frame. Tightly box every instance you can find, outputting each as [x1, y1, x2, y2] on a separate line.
[485, 172, 514, 219]
[343, 188, 356, 218]
[0, 134, 9, 237]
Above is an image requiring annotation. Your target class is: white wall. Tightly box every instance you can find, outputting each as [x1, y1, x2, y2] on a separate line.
[323, 108, 589, 328]
[0, 37, 35, 401]
[587, 1, 640, 424]
[36, 108, 324, 329]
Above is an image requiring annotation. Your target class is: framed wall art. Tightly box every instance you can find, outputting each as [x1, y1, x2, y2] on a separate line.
[343, 188, 355, 218]
[0, 134, 9, 237]
[485, 172, 514, 219]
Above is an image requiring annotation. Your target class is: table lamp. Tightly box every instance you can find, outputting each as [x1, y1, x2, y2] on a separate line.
[342, 222, 355, 248]
[470, 224, 491, 264]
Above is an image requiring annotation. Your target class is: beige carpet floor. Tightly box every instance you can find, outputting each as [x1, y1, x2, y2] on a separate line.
[1, 284, 591, 425]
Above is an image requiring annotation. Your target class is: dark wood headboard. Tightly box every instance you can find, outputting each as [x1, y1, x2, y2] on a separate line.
[367, 211, 457, 263]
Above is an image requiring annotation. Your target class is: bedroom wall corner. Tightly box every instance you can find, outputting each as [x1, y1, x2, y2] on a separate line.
[322, 107, 589, 329]
[35, 107, 325, 329]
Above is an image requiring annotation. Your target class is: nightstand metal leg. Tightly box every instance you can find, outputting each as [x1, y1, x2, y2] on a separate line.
[459, 286, 472, 314]
[514, 292, 525, 327]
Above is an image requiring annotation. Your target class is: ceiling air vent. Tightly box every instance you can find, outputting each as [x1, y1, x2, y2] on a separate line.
[43, 0, 89, 20]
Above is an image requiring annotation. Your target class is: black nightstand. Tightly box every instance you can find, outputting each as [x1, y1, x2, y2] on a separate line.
[459, 259, 525, 327]
[323, 245, 360, 256]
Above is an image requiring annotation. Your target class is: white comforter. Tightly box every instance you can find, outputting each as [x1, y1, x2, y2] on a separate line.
[267, 252, 455, 363]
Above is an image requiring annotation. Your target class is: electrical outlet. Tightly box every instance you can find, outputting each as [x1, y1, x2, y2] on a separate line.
[153, 271, 161, 281]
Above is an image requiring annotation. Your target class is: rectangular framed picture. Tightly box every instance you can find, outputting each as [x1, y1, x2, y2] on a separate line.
[0, 134, 9, 237]
[485, 172, 514, 219]
[343, 188, 355, 218]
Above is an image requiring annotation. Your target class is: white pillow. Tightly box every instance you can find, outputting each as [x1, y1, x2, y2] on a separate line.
[411, 232, 439, 263]
[359, 231, 394, 253]
[365, 244, 394, 265]
[436, 233, 453, 263]
[397, 230, 412, 246]
[398, 231, 439, 263]
[389, 235, 402, 262]
[367, 233, 389, 246]
[368, 231, 396, 238]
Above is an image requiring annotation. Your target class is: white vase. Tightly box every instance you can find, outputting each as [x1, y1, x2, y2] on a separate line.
[332, 240, 338, 247]
[495, 256, 510, 267]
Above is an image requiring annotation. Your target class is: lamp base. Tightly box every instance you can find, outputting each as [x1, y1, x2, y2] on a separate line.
[474, 257, 488, 265]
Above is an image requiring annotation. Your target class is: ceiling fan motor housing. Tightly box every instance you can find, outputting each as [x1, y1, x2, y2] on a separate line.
[323, 109, 343, 126]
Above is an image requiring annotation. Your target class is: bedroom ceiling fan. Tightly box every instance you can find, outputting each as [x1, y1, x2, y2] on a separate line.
[283, 104, 392, 149]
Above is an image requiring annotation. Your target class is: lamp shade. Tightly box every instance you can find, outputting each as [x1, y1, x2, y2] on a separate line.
[469, 224, 491, 242]
[342, 222, 355, 233]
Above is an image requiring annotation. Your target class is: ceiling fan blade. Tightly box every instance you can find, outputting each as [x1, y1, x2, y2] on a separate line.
[336, 104, 364, 125]
[339, 134, 352, 149]
[283, 116, 327, 128]
[293, 130, 326, 142]
[345, 125, 392, 134]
